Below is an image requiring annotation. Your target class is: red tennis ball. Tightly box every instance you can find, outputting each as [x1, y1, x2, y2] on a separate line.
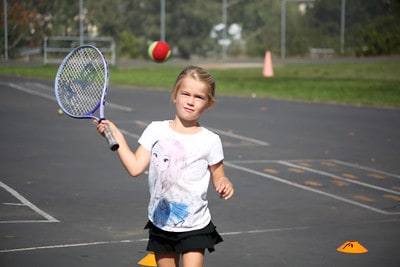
[148, 41, 171, 63]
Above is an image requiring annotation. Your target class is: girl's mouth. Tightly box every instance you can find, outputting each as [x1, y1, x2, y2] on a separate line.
[184, 107, 194, 112]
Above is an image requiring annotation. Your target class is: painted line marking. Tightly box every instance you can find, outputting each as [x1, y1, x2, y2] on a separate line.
[209, 127, 269, 146]
[0, 181, 59, 223]
[2, 218, 399, 254]
[4, 82, 56, 101]
[0, 220, 59, 224]
[0, 239, 147, 253]
[120, 129, 140, 139]
[0, 226, 308, 253]
[278, 161, 400, 196]
[221, 226, 309, 236]
[224, 161, 400, 215]
[332, 159, 400, 180]
[2, 81, 132, 113]
[106, 102, 133, 112]
[3, 203, 27, 206]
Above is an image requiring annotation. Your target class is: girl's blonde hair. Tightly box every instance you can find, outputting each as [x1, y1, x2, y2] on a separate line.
[171, 65, 216, 107]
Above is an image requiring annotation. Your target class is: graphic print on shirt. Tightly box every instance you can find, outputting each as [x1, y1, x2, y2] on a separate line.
[149, 138, 193, 228]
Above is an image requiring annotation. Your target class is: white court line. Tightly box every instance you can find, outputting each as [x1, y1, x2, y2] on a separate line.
[3, 203, 26, 206]
[2, 218, 399, 253]
[120, 129, 141, 139]
[279, 161, 400, 195]
[209, 127, 269, 146]
[0, 239, 147, 253]
[0, 226, 308, 253]
[106, 102, 133, 112]
[0, 181, 59, 223]
[0, 220, 57, 224]
[2, 81, 132, 113]
[332, 159, 400, 180]
[229, 159, 400, 180]
[4, 82, 56, 101]
[228, 159, 400, 195]
[224, 161, 400, 215]
[221, 226, 309, 236]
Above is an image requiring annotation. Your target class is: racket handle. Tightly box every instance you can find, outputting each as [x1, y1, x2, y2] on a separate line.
[103, 124, 119, 151]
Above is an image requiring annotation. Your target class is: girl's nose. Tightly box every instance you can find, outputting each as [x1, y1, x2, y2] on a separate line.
[187, 96, 195, 105]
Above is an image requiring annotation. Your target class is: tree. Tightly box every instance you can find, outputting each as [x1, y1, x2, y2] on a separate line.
[2, 0, 400, 60]
[1, 0, 52, 57]
[348, 0, 400, 56]
[304, 0, 400, 56]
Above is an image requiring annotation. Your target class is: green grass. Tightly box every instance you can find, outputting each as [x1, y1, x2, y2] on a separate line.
[1, 61, 399, 108]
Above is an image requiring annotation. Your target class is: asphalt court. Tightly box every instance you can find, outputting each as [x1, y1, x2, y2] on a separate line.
[1, 76, 400, 266]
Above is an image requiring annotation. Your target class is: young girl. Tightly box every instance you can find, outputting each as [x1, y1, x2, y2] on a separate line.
[96, 65, 234, 267]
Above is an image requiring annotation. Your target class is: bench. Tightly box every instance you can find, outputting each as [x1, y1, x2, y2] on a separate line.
[309, 48, 335, 59]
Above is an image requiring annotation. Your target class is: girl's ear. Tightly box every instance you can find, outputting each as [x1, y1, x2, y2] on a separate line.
[207, 98, 215, 109]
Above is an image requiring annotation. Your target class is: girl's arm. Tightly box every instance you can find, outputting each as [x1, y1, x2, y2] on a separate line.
[96, 120, 151, 177]
[210, 161, 234, 200]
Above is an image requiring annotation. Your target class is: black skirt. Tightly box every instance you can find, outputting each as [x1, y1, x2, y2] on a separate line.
[144, 221, 223, 254]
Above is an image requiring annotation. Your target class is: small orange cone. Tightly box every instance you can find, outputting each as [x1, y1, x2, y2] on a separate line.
[337, 240, 368, 254]
[263, 50, 274, 77]
[138, 252, 157, 266]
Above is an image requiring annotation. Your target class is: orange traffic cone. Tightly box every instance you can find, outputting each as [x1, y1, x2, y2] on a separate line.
[138, 252, 157, 266]
[263, 51, 274, 77]
[337, 240, 368, 254]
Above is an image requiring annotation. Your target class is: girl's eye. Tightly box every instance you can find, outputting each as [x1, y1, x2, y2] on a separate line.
[179, 91, 207, 102]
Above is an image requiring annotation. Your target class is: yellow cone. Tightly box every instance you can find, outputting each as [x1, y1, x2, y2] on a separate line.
[337, 240, 368, 254]
[138, 252, 157, 266]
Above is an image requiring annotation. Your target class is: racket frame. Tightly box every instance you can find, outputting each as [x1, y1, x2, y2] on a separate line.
[54, 45, 119, 151]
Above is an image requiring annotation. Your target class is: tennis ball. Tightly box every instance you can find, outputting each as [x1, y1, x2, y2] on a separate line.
[148, 41, 171, 63]
[57, 109, 63, 116]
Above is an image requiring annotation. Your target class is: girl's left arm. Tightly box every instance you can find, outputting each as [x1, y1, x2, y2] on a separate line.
[210, 161, 234, 200]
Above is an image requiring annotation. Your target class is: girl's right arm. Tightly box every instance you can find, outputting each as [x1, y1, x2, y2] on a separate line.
[96, 120, 151, 177]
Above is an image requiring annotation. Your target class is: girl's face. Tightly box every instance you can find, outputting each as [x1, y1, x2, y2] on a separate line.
[174, 77, 211, 123]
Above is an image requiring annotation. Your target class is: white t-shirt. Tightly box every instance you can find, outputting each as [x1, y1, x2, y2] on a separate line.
[138, 120, 224, 232]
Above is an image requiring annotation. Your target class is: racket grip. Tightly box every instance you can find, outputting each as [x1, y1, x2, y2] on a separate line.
[103, 124, 119, 151]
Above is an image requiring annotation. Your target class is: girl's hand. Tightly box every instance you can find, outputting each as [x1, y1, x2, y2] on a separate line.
[94, 120, 105, 135]
[215, 180, 234, 200]
[211, 162, 234, 200]
[95, 119, 116, 136]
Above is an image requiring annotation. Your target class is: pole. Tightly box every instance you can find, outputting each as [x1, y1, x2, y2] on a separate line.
[160, 0, 165, 41]
[3, 0, 8, 60]
[340, 0, 346, 54]
[79, 0, 83, 45]
[222, 0, 227, 59]
[281, 0, 286, 59]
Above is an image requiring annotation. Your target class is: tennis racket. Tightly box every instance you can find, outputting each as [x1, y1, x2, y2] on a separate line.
[54, 45, 119, 151]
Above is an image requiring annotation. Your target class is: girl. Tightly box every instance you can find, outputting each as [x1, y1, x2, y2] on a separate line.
[96, 65, 234, 267]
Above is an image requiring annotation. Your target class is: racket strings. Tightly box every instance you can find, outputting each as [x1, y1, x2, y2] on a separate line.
[56, 48, 106, 116]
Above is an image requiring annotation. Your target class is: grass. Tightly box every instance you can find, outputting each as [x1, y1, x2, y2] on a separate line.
[1, 60, 399, 108]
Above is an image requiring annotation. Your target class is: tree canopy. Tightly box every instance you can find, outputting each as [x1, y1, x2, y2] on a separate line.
[1, 0, 399, 59]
